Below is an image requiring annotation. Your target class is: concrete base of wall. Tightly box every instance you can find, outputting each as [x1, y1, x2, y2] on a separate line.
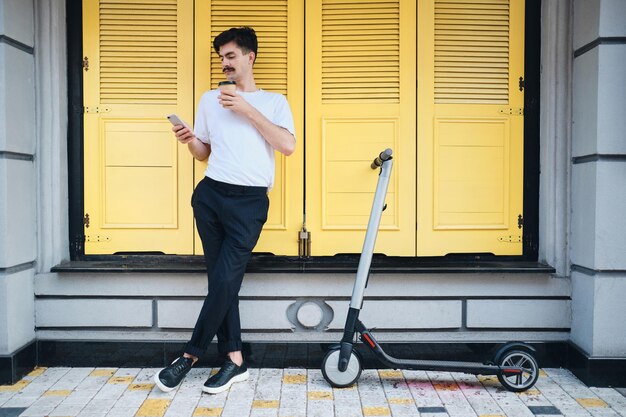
[0, 340, 36, 385]
[568, 341, 626, 388]
[36, 340, 568, 373]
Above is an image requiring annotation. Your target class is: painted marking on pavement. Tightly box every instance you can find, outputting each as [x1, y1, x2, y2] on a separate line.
[252, 400, 279, 408]
[89, 369, 116, 377]
[26, 367, 47, 377]
[192, 408, 223, 416]
[108, 376, 135, 384]
[43, 390, 72, 396]
[136, 399, 171, 417]
[517, 389, 541, 396]
[0, 380, 30, 392]
[576, 398, 609, 408]
[308, 391, 333, 400]
[478, 376, 499, 384]
[378, 370, 404, 379]
[388, 398, 414, 404]
[129, 383, 155, 391]
[433, 382, 459, 391]
[363, 406, 391, 416]
[283, 374, 307, 384]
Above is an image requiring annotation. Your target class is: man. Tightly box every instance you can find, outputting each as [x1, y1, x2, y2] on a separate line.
[154, 27, 295, 394]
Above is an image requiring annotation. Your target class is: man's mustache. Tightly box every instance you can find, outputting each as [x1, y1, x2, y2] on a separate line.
[223, 67, 234, 72]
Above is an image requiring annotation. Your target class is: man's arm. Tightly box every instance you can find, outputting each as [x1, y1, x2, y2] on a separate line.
[173, 125, 211, 161]
[245, 107, 296, 156]
[218, 92, 296, 156]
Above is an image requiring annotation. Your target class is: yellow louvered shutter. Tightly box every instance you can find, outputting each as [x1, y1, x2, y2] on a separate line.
[194, 0, 304, 255]
[208, 1, 289, 96]
[417, 0, 525, 255]
[434, 1, 511, 104]
[321, 0, 400, 103]
[98, 3, 178, 104]
[306, 0, 416, 255]
[83, 0, 194, 254]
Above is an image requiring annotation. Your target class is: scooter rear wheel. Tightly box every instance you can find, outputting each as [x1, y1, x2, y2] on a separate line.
[321, 348, 362, 388]
[497, 349, 539, 392]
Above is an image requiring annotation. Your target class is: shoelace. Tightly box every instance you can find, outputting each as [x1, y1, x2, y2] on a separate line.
[171, 358, 191, 375]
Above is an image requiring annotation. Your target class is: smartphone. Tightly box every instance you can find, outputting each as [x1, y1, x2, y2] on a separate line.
[167, 114, 191, 130]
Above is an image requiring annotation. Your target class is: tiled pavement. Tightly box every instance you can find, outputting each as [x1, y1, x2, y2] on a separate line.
[1, 366, 625, 417]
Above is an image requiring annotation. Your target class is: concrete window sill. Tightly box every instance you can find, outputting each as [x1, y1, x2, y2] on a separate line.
[52, 255, 555, 274]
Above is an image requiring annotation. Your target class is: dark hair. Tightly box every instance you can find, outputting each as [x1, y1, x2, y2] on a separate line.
[213, 27, 258, 61]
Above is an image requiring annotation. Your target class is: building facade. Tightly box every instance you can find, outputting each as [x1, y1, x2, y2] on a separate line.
[1, 0, 625, 386]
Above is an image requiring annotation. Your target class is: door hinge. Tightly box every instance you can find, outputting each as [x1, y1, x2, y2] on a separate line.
[498, 235, 522, 243]
[83, 56, 89, 71]
[83, 213, 90, 228]
[84, 106, 111, 114]
[499, 107, 524, 115]
[298, 225, 311, 258]
[518, 214, 524, 229]
[71, 234, 84, 254]
[85, 235, 111, 243]
[519, 76, 525, 91]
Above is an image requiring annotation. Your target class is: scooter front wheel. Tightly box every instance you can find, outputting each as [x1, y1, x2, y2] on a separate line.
[497, 349, 539, 392]
[321, 348, 362, 388]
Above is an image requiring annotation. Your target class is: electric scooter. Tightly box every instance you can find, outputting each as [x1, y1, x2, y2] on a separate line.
[321, 149, 540, 392]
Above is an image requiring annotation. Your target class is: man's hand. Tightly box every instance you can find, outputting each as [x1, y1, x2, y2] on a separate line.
[217, 90, 295, 156]
[173, 125, 195, 144]
[172, 125, 211, 161]
[218, 90, 254, 116]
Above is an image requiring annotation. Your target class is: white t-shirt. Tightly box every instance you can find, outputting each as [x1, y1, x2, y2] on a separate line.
[194, 89, 295, 189]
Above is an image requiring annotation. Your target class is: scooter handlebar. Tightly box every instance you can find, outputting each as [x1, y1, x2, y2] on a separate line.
[371, 148, 393, 169]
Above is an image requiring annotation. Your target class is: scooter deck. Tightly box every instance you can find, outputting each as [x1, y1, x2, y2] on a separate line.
[358, 324, 518, 376]
[372, 354, 502, 375]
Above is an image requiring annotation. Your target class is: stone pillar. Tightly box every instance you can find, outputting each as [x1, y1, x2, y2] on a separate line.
[35, 0, 69, 272]
[539, 0, 573, 277]
[570, 0, 626, 385]
[0, 0, 37, 384]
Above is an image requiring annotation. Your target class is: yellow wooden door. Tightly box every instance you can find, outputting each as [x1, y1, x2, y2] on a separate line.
[417, 0, 525, 255]
[305, 0, 416, 256]
[83, 0, 194, 254]
[194, 0, 304, 256]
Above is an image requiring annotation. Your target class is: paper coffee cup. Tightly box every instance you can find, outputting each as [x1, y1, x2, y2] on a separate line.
[218, 81, 236, 93]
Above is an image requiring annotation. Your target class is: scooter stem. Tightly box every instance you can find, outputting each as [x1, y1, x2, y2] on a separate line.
[350, 154, 393, 310]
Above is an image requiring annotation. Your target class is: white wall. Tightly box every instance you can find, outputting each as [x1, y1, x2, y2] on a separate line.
[35, 272, 571, 343]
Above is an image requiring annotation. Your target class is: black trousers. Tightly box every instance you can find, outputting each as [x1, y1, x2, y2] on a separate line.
[185, 176, 269, 358]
